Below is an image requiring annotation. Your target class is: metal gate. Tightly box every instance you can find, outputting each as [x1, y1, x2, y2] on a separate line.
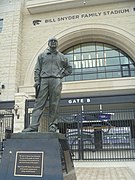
[59, 109, 135, 161]
[26, 108, 135, 161]
[24, 96, 135, 161]
[0, 101, 14, 158]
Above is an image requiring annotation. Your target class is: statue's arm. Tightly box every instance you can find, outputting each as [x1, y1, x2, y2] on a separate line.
[34, 55, 42, 98]
[34, 55, 42, 84]
[62, 57, 72, 76]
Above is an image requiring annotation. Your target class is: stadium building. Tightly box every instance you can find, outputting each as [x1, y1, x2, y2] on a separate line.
[0, 0, 135, 160]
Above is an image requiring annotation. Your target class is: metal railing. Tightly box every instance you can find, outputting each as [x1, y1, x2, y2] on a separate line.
[34, 108, 135, 161]
[0, 107, 134, 163]
[58, 109, 135, 161]
[0, 112, 14, 159]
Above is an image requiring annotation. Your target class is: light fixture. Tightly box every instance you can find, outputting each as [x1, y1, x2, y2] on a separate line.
[0, 83, 5, 89]
[83, 0, 86, 5]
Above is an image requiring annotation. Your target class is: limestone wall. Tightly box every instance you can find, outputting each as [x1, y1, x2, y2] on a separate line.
[0, 0, 24, 100]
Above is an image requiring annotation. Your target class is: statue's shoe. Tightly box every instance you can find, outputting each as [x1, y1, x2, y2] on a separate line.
[22, 127, 38, 132]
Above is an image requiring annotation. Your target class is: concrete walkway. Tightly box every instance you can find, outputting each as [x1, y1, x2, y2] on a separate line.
[74, 161, 135, 180]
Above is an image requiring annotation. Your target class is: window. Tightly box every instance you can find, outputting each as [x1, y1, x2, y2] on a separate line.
[0, 19, 3, 32]
[121, 65, 130, 77]
[63, 42, 135, 82]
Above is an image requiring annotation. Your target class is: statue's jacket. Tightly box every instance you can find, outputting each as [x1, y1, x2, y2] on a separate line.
[34, 48, 72, 83]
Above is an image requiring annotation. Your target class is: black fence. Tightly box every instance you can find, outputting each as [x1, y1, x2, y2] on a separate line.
[0, 103, 135, 161]
[29, 108, 135, 161]
[0, 112, 14, 158]
[59, 109, 135, 161]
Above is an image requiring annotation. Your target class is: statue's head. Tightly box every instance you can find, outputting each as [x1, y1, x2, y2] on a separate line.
[48, 37, 58, 49]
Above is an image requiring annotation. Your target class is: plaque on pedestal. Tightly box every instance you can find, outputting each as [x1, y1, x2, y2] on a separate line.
[0, 133, 76, 180]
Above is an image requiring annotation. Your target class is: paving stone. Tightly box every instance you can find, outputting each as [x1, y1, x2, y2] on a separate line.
[75, 167, 135, 180]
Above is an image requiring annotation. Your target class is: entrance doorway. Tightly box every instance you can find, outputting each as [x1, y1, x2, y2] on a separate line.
[58, 103, 135, 160]
[25, 95, 135, 161]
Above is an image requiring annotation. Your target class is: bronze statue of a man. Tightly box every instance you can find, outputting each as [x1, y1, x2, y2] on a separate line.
[22, 37, 72, 132]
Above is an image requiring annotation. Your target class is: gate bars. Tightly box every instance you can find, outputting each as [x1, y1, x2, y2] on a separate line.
[59, 109, 135, 161]
[28, 108, 135, 161]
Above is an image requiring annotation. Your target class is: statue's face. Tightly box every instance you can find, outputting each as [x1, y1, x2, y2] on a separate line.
[48, 38, 58, 49]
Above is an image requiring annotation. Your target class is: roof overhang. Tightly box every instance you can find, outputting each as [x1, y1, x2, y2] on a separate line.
[26, 0, 132, 14]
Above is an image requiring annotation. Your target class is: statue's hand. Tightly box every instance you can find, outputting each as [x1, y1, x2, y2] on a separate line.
[34, 81, 40, 88]
[34, 82, 40, 98]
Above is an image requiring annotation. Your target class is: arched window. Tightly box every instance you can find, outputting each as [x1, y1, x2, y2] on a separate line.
[63, 42, 135, 82]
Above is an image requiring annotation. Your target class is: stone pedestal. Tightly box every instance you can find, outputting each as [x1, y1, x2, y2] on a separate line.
[0, 133, 76, 180]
